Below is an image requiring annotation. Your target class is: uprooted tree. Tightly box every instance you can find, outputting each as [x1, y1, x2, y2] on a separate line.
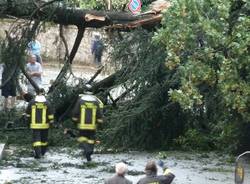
[0, 0, 249, 152]
[0, 0, 171, 147]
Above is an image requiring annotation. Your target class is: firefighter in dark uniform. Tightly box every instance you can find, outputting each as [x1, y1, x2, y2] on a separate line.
[71, 84, 104, 162]
[25, 89, 54, 159]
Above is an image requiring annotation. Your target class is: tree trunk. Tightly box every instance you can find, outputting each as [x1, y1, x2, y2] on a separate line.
[0, 0, 162, 30]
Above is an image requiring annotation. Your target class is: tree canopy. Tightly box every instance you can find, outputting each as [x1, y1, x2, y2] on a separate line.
[101, 0, 250, 152]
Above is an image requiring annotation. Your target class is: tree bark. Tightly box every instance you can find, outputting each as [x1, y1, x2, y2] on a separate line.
[0, 0, 162, 29]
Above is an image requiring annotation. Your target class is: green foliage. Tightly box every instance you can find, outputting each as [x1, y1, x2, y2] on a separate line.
[101, 0, 249, 152]
[100, 30, 187, 150]
[155, 0, 250, 152]
[174, 129, 214, 151]
[67, 0, 105, 9]
[67, 0, 154, 10]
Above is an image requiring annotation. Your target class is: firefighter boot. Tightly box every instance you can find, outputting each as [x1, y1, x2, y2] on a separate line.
[41, 147, 47, 156]
[85, 152, 92, 162]
[34, 147, 41, 159]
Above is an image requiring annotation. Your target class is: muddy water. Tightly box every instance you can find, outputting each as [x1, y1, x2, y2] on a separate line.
[0, 146, 234, 184]
[0, 65, 235, 183]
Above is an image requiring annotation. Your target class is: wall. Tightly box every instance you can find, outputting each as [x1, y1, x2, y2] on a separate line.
[0, 19, 106, 65]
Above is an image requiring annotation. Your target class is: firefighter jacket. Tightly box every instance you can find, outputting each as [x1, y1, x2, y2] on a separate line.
[71, 93, 104, 131]
[137, 169, 175, 184]
[25, 95, 54, 129]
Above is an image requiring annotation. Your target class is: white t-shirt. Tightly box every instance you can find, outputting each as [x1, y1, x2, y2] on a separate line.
[26, 62, 42, 94]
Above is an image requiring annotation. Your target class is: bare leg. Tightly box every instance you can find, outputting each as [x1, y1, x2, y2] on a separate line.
[3, 97, 8, 111]
[10, 96, 16, 109]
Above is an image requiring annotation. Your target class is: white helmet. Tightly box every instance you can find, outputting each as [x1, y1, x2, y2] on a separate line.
[85, 84, 93, 94]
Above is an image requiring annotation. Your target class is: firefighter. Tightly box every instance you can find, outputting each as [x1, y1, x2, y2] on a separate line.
[137, 160, 175, 184]
[25, 88, 54, 159]
[70, 84, 104, 162]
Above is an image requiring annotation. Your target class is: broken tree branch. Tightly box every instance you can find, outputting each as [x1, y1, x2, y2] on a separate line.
[0, 0, 165, 30]
[87, 66, 104, 84]
[59, 24, 69, 59]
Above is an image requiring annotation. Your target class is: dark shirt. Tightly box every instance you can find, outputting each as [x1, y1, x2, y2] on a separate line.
[91, 39, 104, 56]
[105, 174, 132, 184]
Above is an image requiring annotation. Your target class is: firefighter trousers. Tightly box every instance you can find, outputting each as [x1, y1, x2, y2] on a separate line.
[77, 130, 95, 161]
[32, 129, 49, 158]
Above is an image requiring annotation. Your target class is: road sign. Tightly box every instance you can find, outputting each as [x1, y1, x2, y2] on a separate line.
[128, 0, 142, 14]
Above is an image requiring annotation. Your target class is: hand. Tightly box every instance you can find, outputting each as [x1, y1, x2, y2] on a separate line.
[157, 160, 164, 168]
[64, 128, 69, 134]
[52, 123, 58, 128]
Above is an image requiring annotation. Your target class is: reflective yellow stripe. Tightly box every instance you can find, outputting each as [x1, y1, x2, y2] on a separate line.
[163, 169, 171, 175]
[42, 106, 46, 125]
[77, 136, 87, 142]
[33, 141, 42, 147]
[99, 103, 104, 109]
[33, 141, 48, 147]
[31, 105, 36, 127]
[48, 114, 54, 120]
[80, 104, 86, 127]
[31, 124, 49, 129]
[97, 98, 104, 108]
[30, 103, 49, 129]
[78, 103, 97, 130]
[41, 142, 48, 146]
[77, 136, 95, 144]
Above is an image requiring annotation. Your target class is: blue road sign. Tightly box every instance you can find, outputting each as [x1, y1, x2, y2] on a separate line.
[128, 0, 142, 14]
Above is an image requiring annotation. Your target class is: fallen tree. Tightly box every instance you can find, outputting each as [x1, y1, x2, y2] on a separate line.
[0, 0, 169, 123]
[0, 0, 168, 94]
[1, 0, 249, 153]
[0, 0, 164, 30]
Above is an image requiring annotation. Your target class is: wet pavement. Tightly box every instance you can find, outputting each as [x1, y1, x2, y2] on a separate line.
[0, 147, 234, 184]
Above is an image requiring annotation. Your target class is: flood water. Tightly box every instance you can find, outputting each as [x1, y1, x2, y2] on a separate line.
[0, 64, 236, 183]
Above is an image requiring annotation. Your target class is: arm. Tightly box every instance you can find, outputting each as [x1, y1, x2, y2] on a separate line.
[96, 98, 104, 123]
[27, 42, 32, 52]
[30, 72, 42, 77]
[47, 102, 54, 124]
[91, 41, 97, 54]
[157, 160, 175, 184]
[31, 63, 43, 77]
[36, 41, 41, 51]
[71, 98, 80, 123]
[158, 169, 175, 184]
[25, 102, 32, 117]
[24, 101, 32, 125]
